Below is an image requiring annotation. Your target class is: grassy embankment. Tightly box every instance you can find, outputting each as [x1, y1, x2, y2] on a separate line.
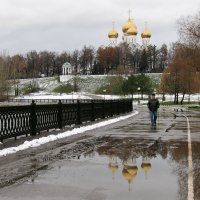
[160, 101, 198, 106]
[160, 101, 200, 111]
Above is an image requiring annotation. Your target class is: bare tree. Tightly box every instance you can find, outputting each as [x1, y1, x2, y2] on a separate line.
[178, 11, 200, 47]
[38, 51, 56, 77]
[160, 43, 199, 104]
[71, 50, 79, 74]
[0, 56, 9, 100]
[79, 46, 95, 75]
[26, 51, 40, 78]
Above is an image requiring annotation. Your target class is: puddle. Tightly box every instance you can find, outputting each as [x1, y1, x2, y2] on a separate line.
[0, 154, 179, 200]
[0, 140, 182, 200]
[1, 135, 200, 200]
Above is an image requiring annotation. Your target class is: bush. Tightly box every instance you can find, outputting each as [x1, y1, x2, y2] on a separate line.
[122, 74, 156, 99]
[95, 76, 125, 95]
[21, 84, 40, 95]
[53, 84, 73, 93]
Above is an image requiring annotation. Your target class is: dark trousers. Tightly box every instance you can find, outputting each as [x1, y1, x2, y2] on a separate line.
[150, 111, 157, 125]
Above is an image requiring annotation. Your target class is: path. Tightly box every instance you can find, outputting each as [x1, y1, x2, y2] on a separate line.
[0, 106, 199, 200]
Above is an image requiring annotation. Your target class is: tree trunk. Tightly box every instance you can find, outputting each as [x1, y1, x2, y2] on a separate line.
[174, 93, 176, 104]
[180, 92, 185, 104]
[174, 92, 179, 104]
[176, 92, 179, 104]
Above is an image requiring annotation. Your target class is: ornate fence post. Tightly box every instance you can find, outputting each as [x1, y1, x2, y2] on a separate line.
[102, 100, 105, 119]
[58, 100, 63, 129]
[123, 99, 126, 113]
[110, 99, 113, 117]
[129, 99, 133, 112]
[30, 100, 37, 136]
[91, 100, 95, 122]
[117, 100, 120, 115]
[77, 100, 81, 125]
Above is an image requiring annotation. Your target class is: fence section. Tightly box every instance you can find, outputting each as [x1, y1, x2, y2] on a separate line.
[0, 99, 133, 142]
[8, 98, 91, 104]
[0, 106, 31, 140]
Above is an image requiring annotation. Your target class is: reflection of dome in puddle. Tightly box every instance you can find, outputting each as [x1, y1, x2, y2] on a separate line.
[122, 166, 138, 182]
[108, 163, 118, 179]
[108, 156, 118, 180]
[127, 166, 138, 177]
[122, 157, 138, 191]
[141, 157, 152, 179]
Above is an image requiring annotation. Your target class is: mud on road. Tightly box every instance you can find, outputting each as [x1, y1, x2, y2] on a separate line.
[0, 133, 104, 188]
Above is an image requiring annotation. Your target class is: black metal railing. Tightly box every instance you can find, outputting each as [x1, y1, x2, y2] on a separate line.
[8, 98, 97, 104]
[0, 99, 133, 142]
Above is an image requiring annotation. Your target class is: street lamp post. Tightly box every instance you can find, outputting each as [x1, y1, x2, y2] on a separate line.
[137, 87, 140, 104]
[28, 87, 31, 96]
[29, 82, 32, 96]
[103, 89, 106, 100]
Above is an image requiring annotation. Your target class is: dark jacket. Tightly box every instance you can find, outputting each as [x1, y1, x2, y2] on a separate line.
[147, 99, 160, 111]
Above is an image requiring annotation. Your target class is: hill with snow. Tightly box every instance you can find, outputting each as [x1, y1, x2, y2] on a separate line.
[10, 73, 162, 95]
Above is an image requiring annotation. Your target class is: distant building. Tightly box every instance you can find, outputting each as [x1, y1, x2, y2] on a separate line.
[62, 61, 94, 75]
[62, 62, 73, 75]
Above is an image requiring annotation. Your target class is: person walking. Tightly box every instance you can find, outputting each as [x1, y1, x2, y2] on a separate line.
[147, 93, 160, 126]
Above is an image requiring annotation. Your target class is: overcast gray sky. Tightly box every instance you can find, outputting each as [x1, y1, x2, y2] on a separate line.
[0, 0, 199, 55]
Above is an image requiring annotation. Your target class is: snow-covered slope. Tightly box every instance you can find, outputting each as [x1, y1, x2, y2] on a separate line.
[10, 77, 60, 94]
[10, 74, 162, 95]
[60, 75, 110, 93]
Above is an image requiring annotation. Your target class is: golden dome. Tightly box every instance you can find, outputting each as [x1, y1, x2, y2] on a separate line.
[108, 25, 118, 39]
[122, 17, 133, 33]
[141, 163, 151, 174]
[127, 26, 138, 36]
[122, 18, 138, 34]
[141, 23, 151, 38]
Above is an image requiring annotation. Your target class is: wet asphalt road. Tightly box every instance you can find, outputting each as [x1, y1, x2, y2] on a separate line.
[0, 105, 200, 200]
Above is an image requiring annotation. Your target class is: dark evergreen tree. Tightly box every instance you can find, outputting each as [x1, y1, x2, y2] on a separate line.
[139, 49, 148, 73]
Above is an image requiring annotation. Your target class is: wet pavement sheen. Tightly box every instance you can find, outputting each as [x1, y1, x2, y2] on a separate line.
[0, 106, 200, 200]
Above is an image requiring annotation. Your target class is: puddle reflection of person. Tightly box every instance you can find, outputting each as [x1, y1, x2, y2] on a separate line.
[147, 93, 160, 127]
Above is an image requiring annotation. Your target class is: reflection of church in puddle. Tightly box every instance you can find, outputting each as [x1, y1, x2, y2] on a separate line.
[94, 138, 159, 191]
[108, 155, 152, 191]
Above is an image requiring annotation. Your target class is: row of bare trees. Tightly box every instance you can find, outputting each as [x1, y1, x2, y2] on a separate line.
[0, 56, 9, 99]
[95, 43, 168, 75]
[0, 43, 168, 81]
[0, 46, 95, 80]
[160, 11, 200, 104]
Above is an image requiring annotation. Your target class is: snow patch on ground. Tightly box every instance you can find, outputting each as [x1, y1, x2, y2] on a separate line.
[0, 111, 139, 157]
[16, 92, 93, 100]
